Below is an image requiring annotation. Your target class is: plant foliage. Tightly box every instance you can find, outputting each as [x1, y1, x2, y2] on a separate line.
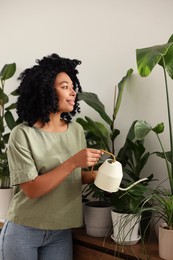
[135, 34, 173, 228]
[77, 68, 153, 213]
[0, 63, 18, 188]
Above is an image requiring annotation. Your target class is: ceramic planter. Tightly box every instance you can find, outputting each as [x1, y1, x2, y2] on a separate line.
[84, 201, 112, 237]
[159, 223, 173, 260]
[111, 210, 141, 245]
[0, 188, 13, 222]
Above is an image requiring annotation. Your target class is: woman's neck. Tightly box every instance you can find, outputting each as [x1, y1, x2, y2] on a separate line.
[34, 113, 68, 133]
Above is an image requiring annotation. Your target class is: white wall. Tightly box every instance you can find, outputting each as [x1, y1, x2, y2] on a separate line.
[1, 0, 173, 189]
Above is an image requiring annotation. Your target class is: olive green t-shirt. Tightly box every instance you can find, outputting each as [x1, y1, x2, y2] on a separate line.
[7, 121, 86, 230]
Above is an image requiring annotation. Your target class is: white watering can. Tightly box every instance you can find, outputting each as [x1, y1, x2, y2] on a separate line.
[94, 151, 148, 193]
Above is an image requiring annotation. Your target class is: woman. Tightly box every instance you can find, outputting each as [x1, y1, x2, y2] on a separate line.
[0, 54, 102, 260]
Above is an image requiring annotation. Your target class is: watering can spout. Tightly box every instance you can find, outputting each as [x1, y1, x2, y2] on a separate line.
[94, 158, 148, 193]
[118, 177, 148, 191]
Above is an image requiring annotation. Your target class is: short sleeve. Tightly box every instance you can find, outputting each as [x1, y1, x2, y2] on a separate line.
[7, 127, 38, 186]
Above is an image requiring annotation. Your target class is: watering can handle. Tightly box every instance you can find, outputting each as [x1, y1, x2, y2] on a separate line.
[119, 177, 148, 191]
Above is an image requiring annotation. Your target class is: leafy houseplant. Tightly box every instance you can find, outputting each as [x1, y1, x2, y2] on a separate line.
[77, 68, 133, 204]
[134, 34, 173, 259]
[77, 69, 153, 244]
[0, 63, 18, 188]
[135, 34, 173, 227]
[77, 68, 152, 211]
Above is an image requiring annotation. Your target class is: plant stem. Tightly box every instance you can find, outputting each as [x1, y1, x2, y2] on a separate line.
[162, 58, 173, 192]
[111, 85, 117, 155]
[156, 134, 172, 191]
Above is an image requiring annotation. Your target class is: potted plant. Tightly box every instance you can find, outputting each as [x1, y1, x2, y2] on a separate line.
[0, 63, 18, 221]
[82, 167, 113, 238]
[111, 123, 154, 244]
[76, 68, 153, 243]
[134, 34, 173, 259]
[78, 68, 134, 237]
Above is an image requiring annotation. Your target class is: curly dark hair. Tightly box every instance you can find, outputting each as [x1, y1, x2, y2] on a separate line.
[17, 53, 82, 126]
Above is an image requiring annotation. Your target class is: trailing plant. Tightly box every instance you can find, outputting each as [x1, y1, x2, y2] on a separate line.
[0, 63, 18, 188]
[134, 34, 173, 229]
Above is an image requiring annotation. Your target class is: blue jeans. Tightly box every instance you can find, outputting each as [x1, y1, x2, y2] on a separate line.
[0, 221, 73, 260]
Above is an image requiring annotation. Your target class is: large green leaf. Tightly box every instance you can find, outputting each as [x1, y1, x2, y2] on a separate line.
[78, 92, 112, 126]
[0, 63, 16, 80]
[134, 121, 152, 140]
[136, 35, 173, 79]
[113, 68, 133, 119]
[160, 34, 173, 79]
[135, 120, 165, 140]
[76, 116, 110, 151]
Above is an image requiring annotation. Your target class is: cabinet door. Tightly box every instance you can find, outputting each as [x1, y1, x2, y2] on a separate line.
[73, 244, 123, 260]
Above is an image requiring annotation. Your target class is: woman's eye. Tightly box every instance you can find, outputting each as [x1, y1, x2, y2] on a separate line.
[62, 85, 68, 89]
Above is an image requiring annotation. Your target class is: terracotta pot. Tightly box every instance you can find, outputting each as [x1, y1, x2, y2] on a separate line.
[159, 223, 173, 260]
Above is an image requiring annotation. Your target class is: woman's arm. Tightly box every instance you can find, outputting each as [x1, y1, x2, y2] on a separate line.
[20, 148, 102, 199]
[81, 170, 98, 184]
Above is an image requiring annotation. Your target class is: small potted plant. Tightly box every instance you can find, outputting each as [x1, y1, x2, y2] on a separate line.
[134, 34, 173, 259]
[0, 63, 18, 221]
[110, 122, 153, 244]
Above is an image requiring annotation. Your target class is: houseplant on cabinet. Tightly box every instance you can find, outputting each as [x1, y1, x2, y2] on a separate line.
[0, 63, 18, 221]
[110, 123, 153, 244]
[135, 34, 173, 259]
[77, 68, 153, 243]
[78, 68, 133, 237]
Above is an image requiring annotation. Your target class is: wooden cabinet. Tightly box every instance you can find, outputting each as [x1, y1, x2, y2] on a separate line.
[72, 227, 161, 260]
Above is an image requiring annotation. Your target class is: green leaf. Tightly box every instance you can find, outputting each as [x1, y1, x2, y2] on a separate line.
[152, 122, 164, 134]
[159, 34, 173, 79]
[0, 88, 9, 105]
[113, 68, 133, 119]
[3, 133, 10, 144]
[0, 63, 16, 80]
[78, 92, 112, 126]
[10, 89, 19, 96]
[76, 117, 110, 151]
[136, 41, 173, 77]
[110, 128, 120, 142]
[5, 103, 17, 111]
[155, 151, 172, 163]
[134, 120, 152, 140]
[136, 35, 173, 79]
[4, 111, 16, 130]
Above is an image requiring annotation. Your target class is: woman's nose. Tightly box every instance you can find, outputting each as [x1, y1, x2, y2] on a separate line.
[70, 87, 76, 96]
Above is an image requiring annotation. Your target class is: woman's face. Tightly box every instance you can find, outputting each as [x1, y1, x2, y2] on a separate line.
[54, 72, 76, 113]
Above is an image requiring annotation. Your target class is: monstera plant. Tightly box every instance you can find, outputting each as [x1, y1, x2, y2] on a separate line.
[134, 34, 173, 259]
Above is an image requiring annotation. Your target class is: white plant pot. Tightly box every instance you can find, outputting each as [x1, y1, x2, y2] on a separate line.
[84, 201, 112, 237]
[111, 210, 141, 245]
[0, 188, 13, 222]
[159, 223, 173, 260]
